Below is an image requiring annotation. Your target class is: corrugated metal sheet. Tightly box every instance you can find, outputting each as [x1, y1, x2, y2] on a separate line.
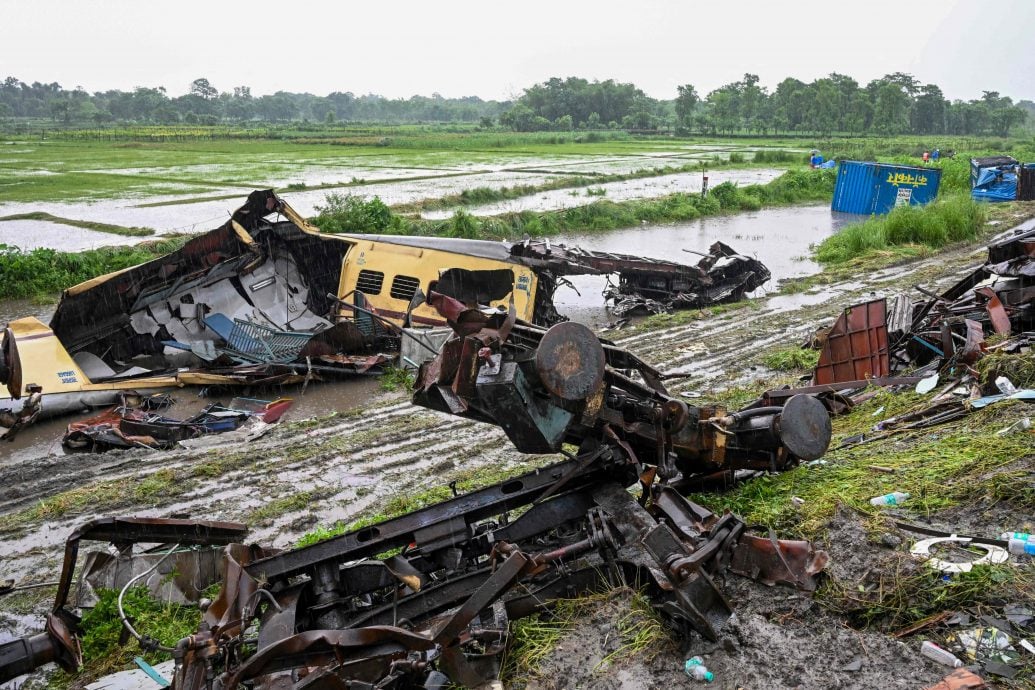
[831, 161, 942, 215]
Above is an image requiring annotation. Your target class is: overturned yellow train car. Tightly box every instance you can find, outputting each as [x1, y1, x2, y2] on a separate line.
[0, 190, 545, 420]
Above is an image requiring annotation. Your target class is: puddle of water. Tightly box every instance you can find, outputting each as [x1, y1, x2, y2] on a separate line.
[766, 289, 842, 312]
[0, 377, 384, 467]
[0, 299, 54, 326]
[422, 169, 783, 219]
[552, 205, 854, 327]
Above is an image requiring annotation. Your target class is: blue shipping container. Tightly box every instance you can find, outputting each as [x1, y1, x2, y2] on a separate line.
[831, 161, 942, 215]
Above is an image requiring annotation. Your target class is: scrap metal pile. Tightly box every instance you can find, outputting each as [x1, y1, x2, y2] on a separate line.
[510, 239, 771, 318]
[61, 393, 294, 452]
[884, 222, 1035, 373]
[0, 294, 832, 690]
[756, 222, 1035, 435]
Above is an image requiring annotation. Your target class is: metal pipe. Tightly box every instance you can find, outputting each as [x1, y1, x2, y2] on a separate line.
[118, 544, 180, 654]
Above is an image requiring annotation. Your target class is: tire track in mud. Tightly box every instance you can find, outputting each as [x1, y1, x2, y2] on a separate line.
[0, 386, 530, 580]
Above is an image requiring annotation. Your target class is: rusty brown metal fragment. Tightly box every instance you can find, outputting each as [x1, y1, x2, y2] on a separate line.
[813, 298, 890, 385]
[729, 534, 829, 591]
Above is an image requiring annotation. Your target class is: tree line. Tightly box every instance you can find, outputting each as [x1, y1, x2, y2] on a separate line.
[0, 77, 507, 126]
[1, 73, 1031, 137]
[506, 73, 1032, 137]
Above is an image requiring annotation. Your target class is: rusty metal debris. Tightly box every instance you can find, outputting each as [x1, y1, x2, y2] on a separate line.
[61, 393, 293, 453]
[0, 297, 830, 689]
[794, 221, 1035, 436]
[511, 239, 771, 318]
[813, 298, 890, 385]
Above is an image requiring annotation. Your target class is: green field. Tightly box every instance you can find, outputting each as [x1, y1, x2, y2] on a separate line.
[2, 124, 1031, 206]
[0, 128, 802, 204]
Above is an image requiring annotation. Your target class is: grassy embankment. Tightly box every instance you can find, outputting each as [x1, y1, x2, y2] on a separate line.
[695, 342, 1035, 628]
[0, 237, 187, 299]
[0, 212, 153, 236]
[309, 166, 836, 238]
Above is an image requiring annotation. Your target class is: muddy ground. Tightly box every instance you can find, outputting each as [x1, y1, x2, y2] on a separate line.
[2, 210, 1035, 689]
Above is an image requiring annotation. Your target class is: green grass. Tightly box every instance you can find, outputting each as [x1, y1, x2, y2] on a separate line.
[821, 560, 1033, 632]
[761, 346, 820, 371]
[976, 350, 1035, 389]
[502, 588, 673, 683]
[815, 194, 987, 264]
[0, 212, 153, 236]
[247, 489, 329, 524]
[379, 366, 415, 392]
[0, 236, 188, 299]
[692, 391, 1035, 539]
[46, 587, 200, 690]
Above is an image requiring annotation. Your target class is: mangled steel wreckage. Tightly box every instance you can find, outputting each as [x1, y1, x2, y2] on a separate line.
[756, 220, 1035, 432]
[0, 291, 832, 689]
[0, 190, 769, 425]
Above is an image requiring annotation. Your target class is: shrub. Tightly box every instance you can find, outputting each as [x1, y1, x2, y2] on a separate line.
[310, 193, 397, 234]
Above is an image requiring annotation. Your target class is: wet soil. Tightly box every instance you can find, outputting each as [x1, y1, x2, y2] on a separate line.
[2, 208, 1034, 689]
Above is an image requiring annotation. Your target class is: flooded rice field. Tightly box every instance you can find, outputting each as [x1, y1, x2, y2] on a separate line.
[0, 218, 138, 252]
[0, 167, 785, 251]
[0, 143, 793, 251]
[421, 168, 782, 219]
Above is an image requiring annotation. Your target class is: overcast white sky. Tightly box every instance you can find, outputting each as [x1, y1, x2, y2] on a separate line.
[3, 0, 1033, 103]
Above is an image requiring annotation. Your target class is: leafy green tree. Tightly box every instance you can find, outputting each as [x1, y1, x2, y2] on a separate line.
[675, 84, 698, 130]
[807, 79, 839, 136]
[911, 84, 947, 134]
[771, 78, 807, 133]
[190, 78, 217, 100]
[873, 82, 910, 134]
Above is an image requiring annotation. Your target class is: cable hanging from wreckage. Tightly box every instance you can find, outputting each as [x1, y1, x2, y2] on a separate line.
[0, 293, 833, 690]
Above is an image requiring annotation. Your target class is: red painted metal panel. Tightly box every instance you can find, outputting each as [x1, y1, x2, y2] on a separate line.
[813, 299, 890, 385]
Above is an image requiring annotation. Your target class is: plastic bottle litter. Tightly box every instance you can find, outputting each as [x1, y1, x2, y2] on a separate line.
[685, 656, 704, 667]
[684, 663, 714, 682]
[1005, 537, 1035, 556]
[996, 417, 1031, 436]
[996, 376, 1017, 394]
[920, 640, 963, 668]
[1000, 531, 1035, 556]
[869, 491, 910, 507]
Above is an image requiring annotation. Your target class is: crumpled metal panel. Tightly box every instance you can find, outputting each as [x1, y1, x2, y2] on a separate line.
[813, 298, 889, 385]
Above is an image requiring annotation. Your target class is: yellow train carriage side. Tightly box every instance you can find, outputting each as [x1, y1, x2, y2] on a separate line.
[336, 236, 538, 326]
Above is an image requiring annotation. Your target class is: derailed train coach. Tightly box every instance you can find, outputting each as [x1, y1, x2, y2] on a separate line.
[1, 190, 771, 423]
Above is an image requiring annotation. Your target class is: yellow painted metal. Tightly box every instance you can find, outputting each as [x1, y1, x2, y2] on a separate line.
[337, 240, 537, 325]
